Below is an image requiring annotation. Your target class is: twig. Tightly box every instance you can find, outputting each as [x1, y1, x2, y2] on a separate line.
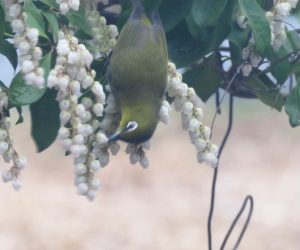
[210, 64, 243, 139]
[215, 89, 221, 114]
[207, 94, 234, 250]
[220, 195, 254, 250]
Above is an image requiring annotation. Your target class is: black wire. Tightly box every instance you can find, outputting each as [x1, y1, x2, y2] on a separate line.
[207, 94, 234, 250]
[220, 195, 254, 250]
[215, 90, 221, 114]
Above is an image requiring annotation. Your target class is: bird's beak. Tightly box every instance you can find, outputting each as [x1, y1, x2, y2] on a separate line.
[108, 127, 127, 142]
[108, 132, 120, 142]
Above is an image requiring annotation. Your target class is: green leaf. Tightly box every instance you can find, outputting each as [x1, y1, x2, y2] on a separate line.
[8, 72, 45, 106]
[183, 53, 222, 102]
[228, 28, 243, 45]
[24, 0, 48, 39]
[191, 0, 228, 27]
[30, 88, 60, 152]
[43, 11, 59, 42]
[207, 0, 235, 51]
[67, 6, 93, 37]
[0, 80, 7, 89]
[8, 52, 53, 106]
[285, 78, 300, 127]
[167, 22, 206, 68]
[286, 30, 300, 51]
[188, 0, 234, 46]
[40, 51, 53, 80]
[143, 0, 163, 13]
[39, 0, 57, 8]
[185, 14, 201, 39]
[15, 107, 24, 125]
[0, 39, 18, 70]
[0, 3, 5, 38]
[168, 0, 233, 69]
[244, 74, 284, 111]
[160, 0, 193, 32]
[266, 45, 293, 85]
[228, 24, 250, 64]
[238, 0, 271, 54]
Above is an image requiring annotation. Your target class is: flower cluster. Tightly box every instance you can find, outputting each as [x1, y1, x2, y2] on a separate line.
[166, 62, 219, 167]
[235, 11, 263, 76]
[48, 30, 109, 200]
[99, 88, 120, 135]
[86, 8, 118, 56]
[236, 0, 298, 76]
[0, 88, 8, 111]
[56, 0, 80, 15]
[0, 91, 27, 190]
[159, 99, 172, 124]
[267, 0, 298, 50]
[241, 48, 262, 77]
[3, 0, 45, 88]
[125, 141, 150, 169]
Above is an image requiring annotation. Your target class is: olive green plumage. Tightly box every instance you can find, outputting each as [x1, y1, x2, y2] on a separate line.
[108, 0, 168, 143]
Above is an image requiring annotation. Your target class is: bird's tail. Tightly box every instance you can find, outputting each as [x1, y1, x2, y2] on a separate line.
[130, 0, 143, 9]
[130, 0, 146, 20]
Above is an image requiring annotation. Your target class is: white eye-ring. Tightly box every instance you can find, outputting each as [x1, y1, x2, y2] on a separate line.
[126, 121, 138, 132]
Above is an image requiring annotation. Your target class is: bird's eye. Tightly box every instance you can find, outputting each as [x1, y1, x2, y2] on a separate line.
[126, 121, 138, 132]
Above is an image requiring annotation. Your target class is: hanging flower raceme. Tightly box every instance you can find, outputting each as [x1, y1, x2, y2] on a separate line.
[3, 0, 45, 88]
[165, 62, 219, 168]
[235, 0, 298, 76]
[0, 89, 27, 190]
[48, 30, 111, 200]
[56, 0, 80, 15]
[125, 141, 151, 168]
[267, 0, 298, 50]
[86, 8, 118, 56]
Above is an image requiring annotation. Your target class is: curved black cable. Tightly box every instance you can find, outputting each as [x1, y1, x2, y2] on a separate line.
[207, 94, 234, 250]
[220, 195, 254, 250]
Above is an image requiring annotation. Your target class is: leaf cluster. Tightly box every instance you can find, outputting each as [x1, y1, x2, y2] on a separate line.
[1, 0, 300, 153]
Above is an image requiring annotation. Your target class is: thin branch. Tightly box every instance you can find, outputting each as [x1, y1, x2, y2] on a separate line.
[240, 83, 280, 93]
[273, 18, 296, 30]
[215, 89, 221, 114]
[207, 94, 234, 250]
[220, 195, 254, 250]
[210, 64, 243, 138]
[254, 48, 300, 78]
[289, 75, 294, 92]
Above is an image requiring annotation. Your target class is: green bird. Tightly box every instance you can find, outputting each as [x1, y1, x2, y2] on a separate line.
[108, 0, 168, 143]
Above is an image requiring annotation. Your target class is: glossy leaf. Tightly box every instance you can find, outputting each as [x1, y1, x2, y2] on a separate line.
[244, 74, 284, 111]
[39, 0, 57, 8]
[24, 0, 48, 39]
[167, 22, 206, 68]
[286, 30, 300, 50]
[0, 38, 18, 71]
[191, 0, 228, 27]
[41, 51, 53, 80]
[184, 53, 222, 102]
[266, 45, 294, 85]
[15, 107, 24, 125]
[160, 0, 193, 32]
[9, 53, 52, 106]
[67, 6, 93, 37]
[238, 0, 271, 54]
[30, 89, 60, 152]
[8, 72, 45, 106]
[228, 24, 250, 64]
[0, 3, 5, 38]
[285, 78, 300, 127]
[43, 11, 59, 42]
